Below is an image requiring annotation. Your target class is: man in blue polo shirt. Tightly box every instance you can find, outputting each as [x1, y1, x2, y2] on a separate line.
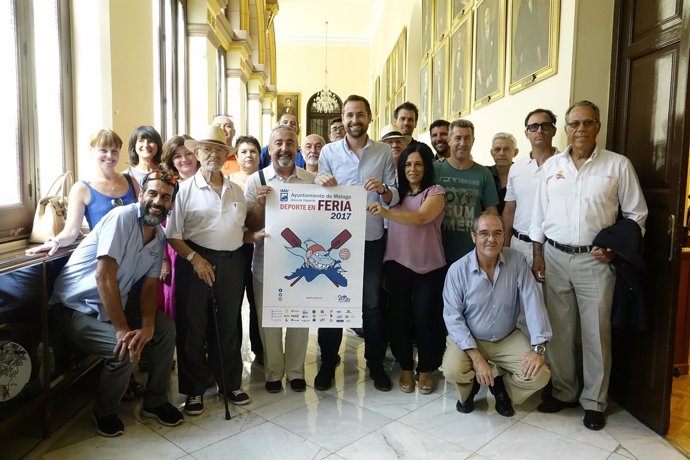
[50, 170, 182, 437]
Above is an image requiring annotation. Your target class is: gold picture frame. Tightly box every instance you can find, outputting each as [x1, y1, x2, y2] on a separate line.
[432, 40, 448, 122]
[473, 0, 506, 109]
[452, 0, 473, 20]
[420, 60, 431, 131]
[422, 0, 433, 59]
[435, 0, 451, 42]
[397, 28, 407, 92]
[372, 76, 380, 138]
[276, 93, 300, 121]
[449, 11, 473, 117]
[509, 0, 560, 94]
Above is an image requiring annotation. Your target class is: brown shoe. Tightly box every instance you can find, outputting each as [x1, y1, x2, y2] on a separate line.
[419, 372, 435, 394]
[399, 370, 415, 393]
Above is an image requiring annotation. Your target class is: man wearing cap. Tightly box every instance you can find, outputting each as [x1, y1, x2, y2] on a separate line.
[303, 134, 325, 174]
[259, 113, 307, 169]
[167, 125, 252, 415]
[430, 119, 450, 161]
[213, 114, 239, 176]
[50, 170, 183, 437]
[329, 117, 345, 142]
[244, 124, 315, 393]
[380, 124, 409, 170]
[394, 102, 420, 146]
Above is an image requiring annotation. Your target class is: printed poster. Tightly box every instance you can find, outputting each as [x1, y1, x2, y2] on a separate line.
[263, 183, 366, 327]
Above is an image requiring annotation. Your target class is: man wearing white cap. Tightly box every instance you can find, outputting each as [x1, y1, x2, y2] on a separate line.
[380, 124, 409, 170]
[167, 125, 252, 415]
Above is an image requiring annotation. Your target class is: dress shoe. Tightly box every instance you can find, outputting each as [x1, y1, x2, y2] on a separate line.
[489, 376, 514, 417]
[314, 363, 336, 391]
[289, 378, 306, 392]
[583, 410, 606, 430]
[369, 366, 392, 391]
[537, 395, 579, 413]
[265, 380, 282, 393]
[456, 379, 480, 414]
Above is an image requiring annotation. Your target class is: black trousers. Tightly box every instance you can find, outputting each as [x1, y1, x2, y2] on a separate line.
[239, 243, 262, 357]
[175, 241, 244, 396]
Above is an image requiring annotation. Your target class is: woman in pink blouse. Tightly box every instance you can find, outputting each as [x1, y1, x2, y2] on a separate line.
[368, 143, 446, 394]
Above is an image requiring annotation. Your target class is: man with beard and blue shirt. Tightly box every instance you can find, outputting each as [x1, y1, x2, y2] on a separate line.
[50, 169, 183, 437]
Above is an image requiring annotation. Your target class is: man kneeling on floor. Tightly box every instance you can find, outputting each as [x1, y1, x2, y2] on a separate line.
[442, 211, 552, 416]
[50, 169, 183, 437]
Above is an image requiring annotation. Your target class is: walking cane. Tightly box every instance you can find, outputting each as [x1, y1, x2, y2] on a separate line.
[209, 284, 231, 420]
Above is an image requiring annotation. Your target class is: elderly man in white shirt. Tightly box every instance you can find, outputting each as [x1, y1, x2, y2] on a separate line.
[167, 125, 251, 416]
[244, 125, 315, 393]
[529, 100, 648, 431]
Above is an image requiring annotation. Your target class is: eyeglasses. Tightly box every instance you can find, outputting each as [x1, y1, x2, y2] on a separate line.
[566, 119, 598, 129]
[111, 197, 123, 207]
[146, 170, 178, 186]
[330, 126, 345, 133]
[526, 122, 555, 132]
[473, 230, 505, 239]
[199, 145, 229, 155]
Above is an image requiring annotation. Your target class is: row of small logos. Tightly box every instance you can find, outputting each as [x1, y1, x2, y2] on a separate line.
[269, 308, 356, 323]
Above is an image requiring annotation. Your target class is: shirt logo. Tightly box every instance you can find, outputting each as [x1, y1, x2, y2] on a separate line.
[556, 171, 565, 180]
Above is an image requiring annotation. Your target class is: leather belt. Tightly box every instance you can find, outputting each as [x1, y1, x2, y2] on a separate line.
[546, 238, 593, 254]
[512, 229, 532, 243]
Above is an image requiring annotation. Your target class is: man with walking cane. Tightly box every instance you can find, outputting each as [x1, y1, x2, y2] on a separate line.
[167, 125, 255, 415]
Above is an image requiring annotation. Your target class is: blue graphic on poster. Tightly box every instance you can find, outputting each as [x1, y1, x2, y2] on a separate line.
[263, 184, 366, 327]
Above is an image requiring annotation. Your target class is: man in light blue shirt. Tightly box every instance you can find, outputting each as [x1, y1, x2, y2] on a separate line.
[50, 170, 183, 437]
[314, 94, 399, 392]
[443, 212, 551, 417]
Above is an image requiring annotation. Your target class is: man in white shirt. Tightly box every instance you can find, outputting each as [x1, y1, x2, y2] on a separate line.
[503, 108, 559, 264]
[528, 101, 648, 431]
[244, 125, 315, 393]
[167, 125, 251, 415]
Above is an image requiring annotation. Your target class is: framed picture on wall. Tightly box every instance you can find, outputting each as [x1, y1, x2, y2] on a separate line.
[449, 11, 473, 117]
[435, 0, 450, 41]
[509, 0, 560, 94]
[420, 60, 431, 131]
[372, 76, 380, 138]
[277, 93, 300, 121]
[432, 41, 448, 122]
[473, 0, 506, 109]
[397, 28, 407, 89]
[422, 0, 433, 58]
[452, 0, 473, 20]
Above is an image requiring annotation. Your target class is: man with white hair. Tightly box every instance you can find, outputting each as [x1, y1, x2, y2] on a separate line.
[302, 134, 325, 174]
[488, 132, 518, 215]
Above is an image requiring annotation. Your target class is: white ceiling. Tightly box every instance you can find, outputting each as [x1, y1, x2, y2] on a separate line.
[273, 0, 384, 46]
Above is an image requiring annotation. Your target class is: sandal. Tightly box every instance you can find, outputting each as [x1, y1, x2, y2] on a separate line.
[399, 370, 415, 393]
[419, 372, 434, 395]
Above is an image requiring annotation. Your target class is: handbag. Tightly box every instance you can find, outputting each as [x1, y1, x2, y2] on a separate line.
[29, 171, 74, 243]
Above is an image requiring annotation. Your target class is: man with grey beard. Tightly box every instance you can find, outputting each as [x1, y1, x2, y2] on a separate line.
[50, 170, 183, 437]
[302, 134, 325, 174]
[244, 124, 315, 393]
[167, 125, 252, 415]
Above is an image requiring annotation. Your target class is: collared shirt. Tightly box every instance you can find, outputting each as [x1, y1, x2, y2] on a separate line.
[244, 165, 315, 280]
[528, 146, 648, 245]
[443, 247, 552, 350]
[166, 168, 246, 251]
[318, 137, 399, 241]
[504, 151, 559, 234]
[50, 203, 165, 321]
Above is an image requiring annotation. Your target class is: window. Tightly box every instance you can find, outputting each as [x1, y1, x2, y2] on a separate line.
[1, 0, 72, 244]
[306, 93, 343, 141]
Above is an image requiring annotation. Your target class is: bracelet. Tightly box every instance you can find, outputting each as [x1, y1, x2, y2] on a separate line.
[186, 250, 196, 262]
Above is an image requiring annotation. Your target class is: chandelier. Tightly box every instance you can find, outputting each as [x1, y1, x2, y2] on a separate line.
[313, 21, 339, 113]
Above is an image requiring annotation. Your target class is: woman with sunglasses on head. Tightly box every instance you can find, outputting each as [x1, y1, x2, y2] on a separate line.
[157, 135, 199, 319]
[368, 143, 447, 395]
[126, 125, 163, 187]
[27, 129, 138, 255]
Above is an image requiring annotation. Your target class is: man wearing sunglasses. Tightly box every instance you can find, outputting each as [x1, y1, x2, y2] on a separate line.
[529, 100, 648, 430]
[50, 169, 182, 437]
[503, 108, 559, 265]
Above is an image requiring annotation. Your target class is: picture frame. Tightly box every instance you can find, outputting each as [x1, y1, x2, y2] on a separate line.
[452, 0, 473, 20]
[473, 0, 506, 109]
[276, 93, 300, 121]
[397, 28, 407, 91]
[422, 0, 433, 59]
[432, 40, 448, 122]
[372, 76, 380, 138]
[509, 0, 560, 94]
[449, 11, 473, 117]
[435, 0, 450, 42]
[420, 60, 431, 131]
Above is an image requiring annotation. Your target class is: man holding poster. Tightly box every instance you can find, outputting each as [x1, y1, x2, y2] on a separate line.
[314, 95, 399, 392]
[245, 125, 315, 393]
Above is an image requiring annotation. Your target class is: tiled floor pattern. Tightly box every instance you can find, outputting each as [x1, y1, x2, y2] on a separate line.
[26, 308, 686, 459]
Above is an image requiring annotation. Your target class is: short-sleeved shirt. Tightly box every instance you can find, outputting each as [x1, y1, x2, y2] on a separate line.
[50, 203, 165, 321]
[434, 161, 499, 262]
[504, 153, 558, 234]
[384, 184, 446, 274]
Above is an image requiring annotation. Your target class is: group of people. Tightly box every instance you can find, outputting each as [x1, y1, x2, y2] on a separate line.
[32, 93, 647, 437]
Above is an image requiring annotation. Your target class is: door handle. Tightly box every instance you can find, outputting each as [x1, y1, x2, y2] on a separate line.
[669, 214, 676, 261]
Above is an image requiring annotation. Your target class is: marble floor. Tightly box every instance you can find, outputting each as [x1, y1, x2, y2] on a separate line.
[27, 327, 686, 460]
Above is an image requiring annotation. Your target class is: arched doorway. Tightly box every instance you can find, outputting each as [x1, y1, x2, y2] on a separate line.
[306, 92, 343, 141]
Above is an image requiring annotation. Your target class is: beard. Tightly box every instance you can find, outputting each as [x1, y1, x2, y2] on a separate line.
[140, 201, 168, 226]
[307, 157, 319, 166]
[277, 154, 294, 169]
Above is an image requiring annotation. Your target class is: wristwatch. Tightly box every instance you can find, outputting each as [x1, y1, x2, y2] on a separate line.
[377, 183, 390, 195]
[531, 343, 547, 355]
[186, 250, 197, 262]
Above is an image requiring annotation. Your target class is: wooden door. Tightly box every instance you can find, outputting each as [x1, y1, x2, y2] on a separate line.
[607, 0, 690, 434]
